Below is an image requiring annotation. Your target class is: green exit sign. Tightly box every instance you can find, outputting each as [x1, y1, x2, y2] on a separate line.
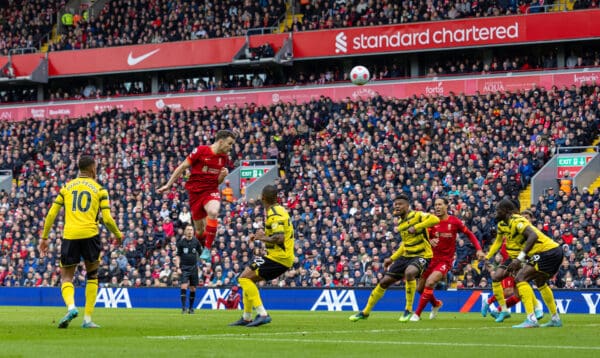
[557, 156, 591, 166]
[240, 169, 266, 179]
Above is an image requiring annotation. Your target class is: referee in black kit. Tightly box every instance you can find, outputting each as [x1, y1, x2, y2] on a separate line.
[176, 224, 203, 313]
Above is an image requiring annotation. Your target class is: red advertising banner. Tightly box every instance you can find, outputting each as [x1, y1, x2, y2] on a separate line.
[47, 37, 251, 76]
[2, 69, 600, 122]
[11, 53, 45, 77]
[292, 10, 600, 58]
[0, 10, 598, 77]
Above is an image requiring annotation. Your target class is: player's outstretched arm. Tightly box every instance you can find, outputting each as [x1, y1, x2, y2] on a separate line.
[157, 159, 191, 194]
[252, 229, 284, 245]
[38, 200, 63, 257]
[416, 212, 440, 230]
[485, 234, 503, 261]
[461, 225, 485, 260]
[101, 208, 123, 243]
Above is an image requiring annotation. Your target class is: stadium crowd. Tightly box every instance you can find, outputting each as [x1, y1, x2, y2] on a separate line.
[295, 0, 593, 32]
[0, 0, 598, 54]
[47, 0, 287, 51]
[0, 82, 599, 290]
[0, 0, 63, 56]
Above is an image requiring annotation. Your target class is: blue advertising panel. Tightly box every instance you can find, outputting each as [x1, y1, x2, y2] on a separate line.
[1, 287, 598, 314]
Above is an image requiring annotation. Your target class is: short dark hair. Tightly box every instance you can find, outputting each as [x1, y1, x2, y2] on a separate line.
[436, 197, 449, 205]
[215, 130, 236, 141]
[262, 185, 278, 205]
[521, 209, 533, 218]
[78, 155, 95, 172]
[497, 198, 517, 213]
[396, 193, 409, 202]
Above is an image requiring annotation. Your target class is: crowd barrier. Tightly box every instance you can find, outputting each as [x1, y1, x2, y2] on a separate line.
[1, 287, 598, 314]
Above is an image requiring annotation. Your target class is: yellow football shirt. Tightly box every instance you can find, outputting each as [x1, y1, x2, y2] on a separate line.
[42, 176, 121, 240]
[508, 214, 559, 255]
[264, 205, 295, 268]
[485, 221, 521, 260]
[391, 210, 439, 260]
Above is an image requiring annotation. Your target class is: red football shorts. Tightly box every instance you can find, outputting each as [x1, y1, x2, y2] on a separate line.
[421, 259, 451, 280]
[189, 190, 221, 221]
[501, 276, 515, 289]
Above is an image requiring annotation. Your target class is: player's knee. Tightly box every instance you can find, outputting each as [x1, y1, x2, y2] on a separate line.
[206, 211, 219, 219]
[86, 269, 98, 280]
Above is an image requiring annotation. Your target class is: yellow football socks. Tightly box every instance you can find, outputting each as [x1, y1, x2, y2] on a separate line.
[516, 281, 535, 315]
[538, 284, 558, 315]
[405, 279, 416, 312]
[492, 281, 507, 310]
[84, 279, 98, 318]
[363, 284, 386, 315]
[239, 278, 262, 313]
[61, 282, 75, 308]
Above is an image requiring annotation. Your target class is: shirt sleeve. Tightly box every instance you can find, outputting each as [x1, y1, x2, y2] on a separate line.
[514, 217, 530, 235]
[414, 212, 440, 231]
[99, 189, 122, 239]
[457, 218, 482, 251]
[187, 146, 203, 166]
[390, 244, 406, 261]
[41, 189, 65, 239]
[267, 213, 286, 235]
[485, 232, 503, 260]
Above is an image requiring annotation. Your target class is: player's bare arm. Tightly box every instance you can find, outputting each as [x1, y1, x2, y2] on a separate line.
[383, 257, 393, 270]
[37, 239, 49, 257]
[157, 159, 191, 193]
[251, 229, 284, 245]
[38, 199, 62, 258]
[218, 167, 229, 184]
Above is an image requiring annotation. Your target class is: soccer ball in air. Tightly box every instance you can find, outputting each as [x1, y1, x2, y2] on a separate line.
[350, 66, 370, 86]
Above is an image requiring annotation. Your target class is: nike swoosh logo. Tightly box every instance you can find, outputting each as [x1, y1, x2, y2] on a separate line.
[127, 49, 160, 66]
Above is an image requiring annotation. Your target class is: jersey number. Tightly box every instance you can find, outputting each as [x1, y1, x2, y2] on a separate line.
[71, 190, 92, 212]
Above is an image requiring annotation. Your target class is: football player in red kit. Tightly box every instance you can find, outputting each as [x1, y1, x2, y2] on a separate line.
[412, 198, 485, 321]
[158, 130, 236, 261]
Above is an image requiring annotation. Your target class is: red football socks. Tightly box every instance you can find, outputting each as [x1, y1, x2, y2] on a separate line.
[203, 218, 218, 249]
[415, 287, 434, 316]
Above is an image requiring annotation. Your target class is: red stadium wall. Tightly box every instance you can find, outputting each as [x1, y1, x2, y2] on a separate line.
[0, 68, 598, 121]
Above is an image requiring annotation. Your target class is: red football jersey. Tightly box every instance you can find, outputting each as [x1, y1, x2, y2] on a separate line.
[185, 145, 230, 193]
[428, 215, 481, 263]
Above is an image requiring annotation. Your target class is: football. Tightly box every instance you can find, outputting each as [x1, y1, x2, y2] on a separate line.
[350, 65, 370, 86]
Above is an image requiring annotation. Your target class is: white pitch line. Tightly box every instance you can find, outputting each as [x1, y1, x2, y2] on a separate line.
[146, 327, 499, 339]
[146, 323, 600, 343]
[145, 335, 600, 351]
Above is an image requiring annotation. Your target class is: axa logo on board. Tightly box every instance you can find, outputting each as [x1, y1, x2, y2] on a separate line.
[335, 22, 519, 53]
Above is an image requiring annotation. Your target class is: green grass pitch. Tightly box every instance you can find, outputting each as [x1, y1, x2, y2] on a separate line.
[1, 307, 598, 358]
